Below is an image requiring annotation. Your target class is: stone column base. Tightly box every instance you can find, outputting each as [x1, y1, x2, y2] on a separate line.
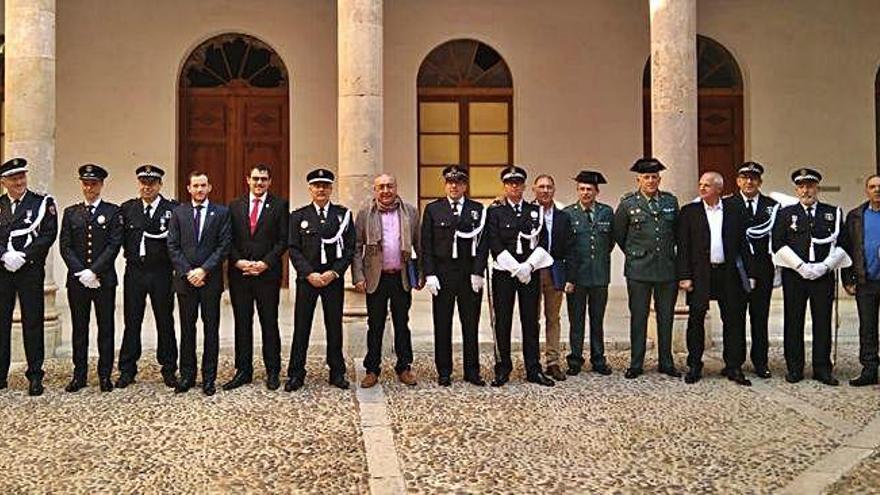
[10, 283, 61, 362]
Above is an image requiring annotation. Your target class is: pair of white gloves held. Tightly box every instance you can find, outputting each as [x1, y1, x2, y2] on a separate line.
[1, 250, 26, 272]
[797, 262, 829, 281]
[424, 275, 484, 296]
[74, 269, 101, 289]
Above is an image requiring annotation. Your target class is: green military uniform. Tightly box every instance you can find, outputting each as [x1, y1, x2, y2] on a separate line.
[613, 159, 680, 377]
[564, 200, 615, 373]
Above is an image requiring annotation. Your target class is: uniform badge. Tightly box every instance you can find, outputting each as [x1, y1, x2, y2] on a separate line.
[530, 210, 538, 219]
[24, 210, 32, 224]
[48, 204, 56, 216]
[337, 214, 343, 223]
[823, 212, 834, 221]
[164, 210, 172, 219]
[159, 217, 166, 231]
[470, 210, 478, 220]
[300, 220, 309, 229]
[790, 215, 798, 230]
[97, 214, 106, 225]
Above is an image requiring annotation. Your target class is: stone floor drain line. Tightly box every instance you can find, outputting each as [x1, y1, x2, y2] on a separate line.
[353, 365, 407, 495]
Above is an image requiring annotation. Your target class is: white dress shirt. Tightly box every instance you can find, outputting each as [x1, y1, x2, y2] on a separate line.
[192, 199, 209, 240]
[704, 200, 725, 264]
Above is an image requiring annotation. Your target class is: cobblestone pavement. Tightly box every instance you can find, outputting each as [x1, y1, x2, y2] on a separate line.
[3, 344, 880, 493]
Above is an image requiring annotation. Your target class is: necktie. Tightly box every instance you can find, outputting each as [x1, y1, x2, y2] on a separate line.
[11, 200, 19, 215]
[88, 204, 95, 217]
[452, 201, 460, 216]
[250, 198, 261, 234]
[648, 198, 658, 214]
[746, 199, 754, 216]
[144, 204, 152, 218]
[194, 205, 203, 241]
[319, 206, 327, 223]
[588, 208, 594, 224]
[513, 204, 521, 215]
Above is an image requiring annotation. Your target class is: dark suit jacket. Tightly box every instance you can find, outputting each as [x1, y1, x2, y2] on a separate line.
[676, 198, 751, 309]
[167, 200, 232, 292]
[0, 190, 58, 269]
[727, 192, 778, 281]
[544, 206, 574, 289]
[121, 196, 178, 269]
[772, 201, 847, 268]
[228, 193, 289, 283]
[842, 202, 871, 286]
[288, 202, 355, 280]
[486, 200, 548, 262]
[60, 200, 124, 287]
[420, 198, 489, 277]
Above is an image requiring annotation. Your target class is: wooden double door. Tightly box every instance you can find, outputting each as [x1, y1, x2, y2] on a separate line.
[178, 86, 289, 205]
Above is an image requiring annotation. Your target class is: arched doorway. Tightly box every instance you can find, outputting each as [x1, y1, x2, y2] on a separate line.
[416, 39, 513, 210]
[643, 35, 744, 194]
[178, 34, 290, 204]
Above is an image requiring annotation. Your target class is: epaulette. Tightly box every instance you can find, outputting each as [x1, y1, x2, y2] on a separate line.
[659, 191, 676, 199]
[121, 198, 140, 208]
[488, 199, 505, 208]
[620, 191, 637, 201]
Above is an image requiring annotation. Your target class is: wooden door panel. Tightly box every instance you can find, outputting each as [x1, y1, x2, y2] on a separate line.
[185, 98, 228, 139]
[183, 142, 229, 199]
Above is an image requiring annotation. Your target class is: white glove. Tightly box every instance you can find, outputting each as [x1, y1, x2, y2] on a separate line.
[773, 267, 783, 288]
[810, 263, 829, 279]
[425, 275, 441, 296]
[75, 269, 100, 288]
[512, 262, 532, 284]
[795, 264, 814, 280]
[470, 274, 484, 293]
[2, 251, 26, 272]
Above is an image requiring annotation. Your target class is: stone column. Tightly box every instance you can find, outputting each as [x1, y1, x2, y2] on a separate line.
[338, 0, 382, 319]
[648, 0, 699, 352]
[5, 0, 62, 360]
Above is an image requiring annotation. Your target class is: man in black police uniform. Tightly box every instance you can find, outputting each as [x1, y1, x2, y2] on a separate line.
[225, 164, 289, 391]
[421, 165, 489, 386]
[0, 158, 58, 396]
[116, 164, 179, 389]
[487, 165, 555, 387]
[727, 161, 777, 378]
[167, 171, 232, 396]
[772, 167, 851, 385]
[60, 164, 124, 392]
[286, 168, 355, 391]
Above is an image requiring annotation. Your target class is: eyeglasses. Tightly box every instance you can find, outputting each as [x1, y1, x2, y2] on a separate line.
[250, 176, 270, 182]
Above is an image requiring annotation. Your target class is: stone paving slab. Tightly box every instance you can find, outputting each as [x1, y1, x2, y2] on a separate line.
[382, 351, 845, 494]
[0, 357, 369, 494]
[828, 448, 880, 494]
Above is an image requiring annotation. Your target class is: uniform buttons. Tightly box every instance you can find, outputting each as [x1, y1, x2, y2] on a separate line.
[656, 247, 661, 251]
[86, 259, 92, 264]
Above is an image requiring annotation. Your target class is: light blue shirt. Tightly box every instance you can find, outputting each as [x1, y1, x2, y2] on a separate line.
[864, 207, 880, 280]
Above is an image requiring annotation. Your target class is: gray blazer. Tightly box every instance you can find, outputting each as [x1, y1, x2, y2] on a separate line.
[351, 200, 421, 294]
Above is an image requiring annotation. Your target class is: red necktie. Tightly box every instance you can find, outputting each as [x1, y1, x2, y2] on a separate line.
[249, 198, 261, 234]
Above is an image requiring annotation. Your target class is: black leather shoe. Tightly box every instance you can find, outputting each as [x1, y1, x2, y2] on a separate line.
[266, 373, 281, 391]
[175, 378, 194, 394]
[546, 365, 566, 381]
[566, 366, 581, 376]
[720, 367, 732, 379]
[624, 368, 643, 379]
[99, 377, 114, 392]
[659, 366, 681, 378]
[785, 371, 803, 384]
[65, 377, 87, 393]
[684, 370, 701, 384]
[593, 365, 613, 376]
[814, 373, 839, 386]
[491, 374, 509, 387]
[849, 374, 878, 387]
[163, 374, 178, 388]
[727, 369, 752, 387]
[115, 374, 135, 389]
[329, 375, 350, 390]
[464, 375, 485, 387]
[28, 378, 43, 396]
[202, 381, 216, 396]
[438, 375, 452, 387]
[222, 372, 253, 391]
[526, 372, 555, 387]
[754, 367, 772, 379]
[284, 376, 304, 392]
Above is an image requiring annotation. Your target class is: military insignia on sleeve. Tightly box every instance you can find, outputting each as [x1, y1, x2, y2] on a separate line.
[300, 220, 309, 229]
[97, 214, 106, 225]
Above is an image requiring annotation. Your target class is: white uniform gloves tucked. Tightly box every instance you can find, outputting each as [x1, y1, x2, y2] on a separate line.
[74, 269, 101, 289]
[773, 245, 852, 281]
[470, 275, 484, 293]
[1, 250, 26, 272]
[424, 275, 441, 296]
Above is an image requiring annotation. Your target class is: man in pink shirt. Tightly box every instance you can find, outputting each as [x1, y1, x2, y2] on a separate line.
[352, 174, 422, 387]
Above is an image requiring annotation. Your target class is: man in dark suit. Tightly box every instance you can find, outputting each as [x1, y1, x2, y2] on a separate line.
[224, 164, 289, 392]
[167, 171, 232, 396]
[0, 158, 58, 396]
[60, 164, 124, 393]
[532, 174, 573, 381]
[726, 162, 778, 378]
[487, 165, 555, 387]
[286, 168, 355, 391]
[116, 164, 179, 389]
[772, 168, 851, 386]
[677, 171, 752, 385]
[421, 166, 489, 386]
[842, 175, 880, 386]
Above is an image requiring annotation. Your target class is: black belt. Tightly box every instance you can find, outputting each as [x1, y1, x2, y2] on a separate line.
[711, 263, 726, 269]
[381, 269, 401, 275]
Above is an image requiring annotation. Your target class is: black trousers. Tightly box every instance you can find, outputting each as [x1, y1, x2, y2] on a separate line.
[433, 267, 481, 379]
[177, 283, 222, 383]
[685, 265, 746, 371]
[288, 278, 346, 380]
[68, 284, 116, 379]
[118, 263, 177, 378]
[855, 280, 880, 374]
[742, 263, 773, 369]
[0, 266, 45, 381]
[363, 273, 413, 375]
[566, 286, 609, 370]
[626, 279, 677, 371]
[229, 274, 282, 375]
[492, 270, 541, 377]
[782, 269, 834, 374]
